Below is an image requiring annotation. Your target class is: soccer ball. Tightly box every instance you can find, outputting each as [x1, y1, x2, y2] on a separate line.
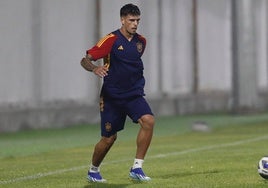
[258, 156, 268, 179]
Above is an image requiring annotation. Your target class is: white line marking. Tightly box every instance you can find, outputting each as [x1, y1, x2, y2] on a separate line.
[150, 135, 268, 158]
[1, 135, 268, 185]
[0, 166, 87, 185]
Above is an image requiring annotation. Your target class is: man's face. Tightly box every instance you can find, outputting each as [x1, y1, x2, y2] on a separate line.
[121, 14, 140, 35]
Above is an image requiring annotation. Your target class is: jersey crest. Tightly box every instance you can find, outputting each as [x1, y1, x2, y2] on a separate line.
[136, 42, 143, 53]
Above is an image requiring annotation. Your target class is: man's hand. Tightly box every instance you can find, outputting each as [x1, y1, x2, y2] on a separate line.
[80, 54, 108, 77]
[93, 65, 108, 78]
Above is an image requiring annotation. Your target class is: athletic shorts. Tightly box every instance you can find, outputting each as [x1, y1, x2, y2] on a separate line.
[100, 96, 153, 137]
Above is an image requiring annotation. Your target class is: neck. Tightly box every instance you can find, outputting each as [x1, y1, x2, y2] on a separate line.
[120, 28, 134, 41]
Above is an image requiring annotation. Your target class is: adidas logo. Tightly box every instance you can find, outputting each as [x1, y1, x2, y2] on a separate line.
[118, 45, 124, 50]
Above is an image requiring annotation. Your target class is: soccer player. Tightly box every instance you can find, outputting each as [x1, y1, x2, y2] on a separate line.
[80, 3, 155, 182]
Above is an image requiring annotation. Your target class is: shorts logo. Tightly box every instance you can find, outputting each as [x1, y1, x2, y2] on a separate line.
[105, 122, 112, 132]
[136, 42, 143, 53]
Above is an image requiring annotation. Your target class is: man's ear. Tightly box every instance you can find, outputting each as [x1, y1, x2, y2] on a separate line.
[120, 17, 125, 25]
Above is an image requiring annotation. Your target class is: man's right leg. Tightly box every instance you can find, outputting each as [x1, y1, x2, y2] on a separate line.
[92, 134, 117, 166]
[88, 134, 117, 182]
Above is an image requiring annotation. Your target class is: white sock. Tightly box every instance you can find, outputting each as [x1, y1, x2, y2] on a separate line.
[133, 158, 144, 169]
[89, 164, 100, 173]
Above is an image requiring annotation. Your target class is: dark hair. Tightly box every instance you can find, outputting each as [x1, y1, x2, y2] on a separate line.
[120, 3, 140, 17]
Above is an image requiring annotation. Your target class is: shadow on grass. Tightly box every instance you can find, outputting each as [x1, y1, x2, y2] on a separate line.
[84, 179, 148, 188]
[84, 183, 130, 188]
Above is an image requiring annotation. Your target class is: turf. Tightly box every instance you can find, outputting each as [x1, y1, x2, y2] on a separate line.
[1, 113, 268, 187]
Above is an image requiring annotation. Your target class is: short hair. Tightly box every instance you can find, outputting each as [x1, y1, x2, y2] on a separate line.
[120, 3, 140, 17]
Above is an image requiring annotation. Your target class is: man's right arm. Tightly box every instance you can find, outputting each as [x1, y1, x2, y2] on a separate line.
[80, 54, 97, 72]
[81, 33, 116, 77]
[80, 54, 108, 78]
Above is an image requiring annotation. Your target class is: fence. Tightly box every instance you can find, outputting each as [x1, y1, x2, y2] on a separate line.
[0, 0, 267, 132]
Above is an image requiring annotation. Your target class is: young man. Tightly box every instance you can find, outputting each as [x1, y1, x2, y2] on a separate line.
[80, 3, 155, 182]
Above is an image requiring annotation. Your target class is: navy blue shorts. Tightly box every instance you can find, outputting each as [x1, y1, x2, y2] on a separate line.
[99, 96, 153, 137]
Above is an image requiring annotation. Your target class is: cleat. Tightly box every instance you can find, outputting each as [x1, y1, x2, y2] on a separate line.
[87, 171, 106, 183]
[129, 168, 151, 181]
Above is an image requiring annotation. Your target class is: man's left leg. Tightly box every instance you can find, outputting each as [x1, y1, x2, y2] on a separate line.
[136, 114, 154, 159]
[129, 114, 154, 181]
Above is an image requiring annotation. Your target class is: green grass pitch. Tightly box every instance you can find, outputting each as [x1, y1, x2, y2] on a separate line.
[1, 113, 268, 188]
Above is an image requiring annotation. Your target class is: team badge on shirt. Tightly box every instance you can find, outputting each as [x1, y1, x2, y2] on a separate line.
[136, 42, 143, 53]
[105, 122, 112, 132]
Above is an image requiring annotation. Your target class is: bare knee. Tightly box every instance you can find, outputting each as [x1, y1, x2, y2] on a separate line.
[101, 134, 117, 147]
[139, 114, 155, 130]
